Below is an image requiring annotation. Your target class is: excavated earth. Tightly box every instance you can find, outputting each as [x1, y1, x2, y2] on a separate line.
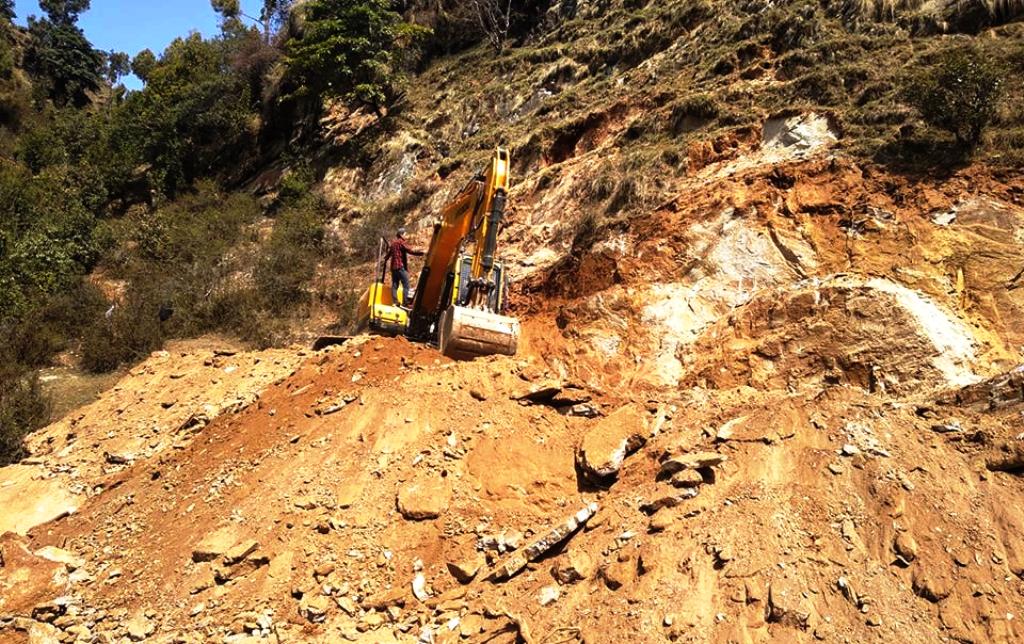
[4, 119, 1024, 643]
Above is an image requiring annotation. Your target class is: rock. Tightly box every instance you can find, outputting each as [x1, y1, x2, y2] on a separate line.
[658, 452, 727, 478]
[840, 444, 860, 457]
[396, 477, 451, 520]
[125, 614, 155, 641]
[648, 513, 673, 533]
[299, 595, 331, 623]
[912, 568, 952, 602]
[575, 404, 648, 482]
[0, 534, 69, 616]
[33, 546, 84, 571]
[446, 553, 485, 584]
[359, 611, 385, 631]
[538, 586, 560, 606]
[412, 573, 430, 601]
[598, 559, 632, 591]
[551, 548, 594, 584]
[192, 527, 240, 563]
[223, 540, 259, 566]
[459, 614, 486, 637]
[640, 489, 698, 515]
[670, 469, 704, 488]
[214, 553, 270, 584]
[21, 621, 61, 644]
[488, 503, 598, 581]
[512, 381, 563, 403]
[827, 463, 844, 475]
[766, 580, 811, 630]
[894, 532, 918, 562]
[567, 403, 601, 418]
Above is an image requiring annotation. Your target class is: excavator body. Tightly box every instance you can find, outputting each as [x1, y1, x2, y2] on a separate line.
[328, 148, 520, 360]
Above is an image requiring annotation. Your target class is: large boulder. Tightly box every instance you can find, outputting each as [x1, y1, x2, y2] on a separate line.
[575, 405, 648, 484]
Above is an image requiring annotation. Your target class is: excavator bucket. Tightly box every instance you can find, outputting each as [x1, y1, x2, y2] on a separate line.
[438, 305, 520, 360]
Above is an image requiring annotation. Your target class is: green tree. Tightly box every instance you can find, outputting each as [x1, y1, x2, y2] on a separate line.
[131, 48, 157, 83]
[0, 1, 15, 22]
[39, 0, 90, 25]
[105, 50, 131, 85]
[904, 48, 1005, 150]
[286, 0, 429, 112]
[25, 1, 103, 106]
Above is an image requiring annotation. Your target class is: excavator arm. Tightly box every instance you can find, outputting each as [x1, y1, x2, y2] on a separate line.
[407, 148, 519, 359]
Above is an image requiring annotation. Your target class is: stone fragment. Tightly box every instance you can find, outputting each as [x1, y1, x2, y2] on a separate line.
[575, 405, 648, 482]
[640, 489, 698, 515]
[912, 568, 951, 602]
[658, 452, 726, 478]
[538, 586, 560, 606]
[446, 553, 485, 584]
[488, 503, 598, 581]
[598, 559, 632, 591]
[299, 595, 331, 623]
[459, 614, 485, 638]
[397, 477, 451, 520]
[766, 580, 811, 630]
[33, 546, 84, 571]
[125, 614, 154, 641]
[412, 573, 430, 601]
[551, 548, 594, 584]
[192, 527, 240, 563]
[670, 469, 704, 488]
[894, 532, 918, 563]
[223, 540, 259, 566]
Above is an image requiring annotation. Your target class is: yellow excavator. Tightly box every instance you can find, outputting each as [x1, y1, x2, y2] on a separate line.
[335, 148, 520, 360]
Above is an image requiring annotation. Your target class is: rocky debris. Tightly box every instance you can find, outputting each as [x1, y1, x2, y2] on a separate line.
[894, 532, 919, 563]
[658, 452, 726, 478]
[446, 553, 485, 584]
[513, 381, 592, 409]
[397, 476, 451, 520]
[125, 613, 155, 641]
[912, 568, 952, 602]
[488, 503, 598, 581]
[766, 578, 811, 630]
[942, 365, 1024, 412]
[538, 585, 560, 605]
[551, 548, 594, 584]
[640, 488, 699, 515]
[214, 550, 271, 584]
[0, 534, 69, 615]
[299, 595, 331, 623]
[191, 527, 242, 563]
[223, 540, 259, 566]
[669, 469, 704, 488]
[575, 405, 648, 483]
[984, 441, 1024, 473]
[33, 547, 84, 572]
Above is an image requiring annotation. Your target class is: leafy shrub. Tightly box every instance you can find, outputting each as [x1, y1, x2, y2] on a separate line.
[0, 364, 50, 465]
[903, 47, 1005, 149]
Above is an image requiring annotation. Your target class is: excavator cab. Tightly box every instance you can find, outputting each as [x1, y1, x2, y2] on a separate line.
[356, 237, 409, 334]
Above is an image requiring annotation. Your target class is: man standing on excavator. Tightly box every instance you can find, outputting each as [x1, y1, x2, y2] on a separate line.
[387, 227, 424, 308]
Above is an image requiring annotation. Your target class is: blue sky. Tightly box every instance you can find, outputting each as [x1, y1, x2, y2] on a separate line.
[13, 0, 265, 89]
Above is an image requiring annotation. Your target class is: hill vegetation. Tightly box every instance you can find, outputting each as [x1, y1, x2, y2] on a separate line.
[1, 0, 1022, 464]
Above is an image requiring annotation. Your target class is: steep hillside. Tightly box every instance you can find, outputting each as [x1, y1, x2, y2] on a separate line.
[3, 1, 1024, 643]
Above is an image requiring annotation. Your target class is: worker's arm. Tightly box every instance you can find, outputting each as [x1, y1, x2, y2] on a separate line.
[402, 240, 426, 256]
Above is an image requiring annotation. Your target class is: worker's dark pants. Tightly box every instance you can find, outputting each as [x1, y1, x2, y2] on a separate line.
[391, 268, 410, 307]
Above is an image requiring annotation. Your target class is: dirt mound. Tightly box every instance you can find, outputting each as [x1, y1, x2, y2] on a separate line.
[5, 115, 1024, 644]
